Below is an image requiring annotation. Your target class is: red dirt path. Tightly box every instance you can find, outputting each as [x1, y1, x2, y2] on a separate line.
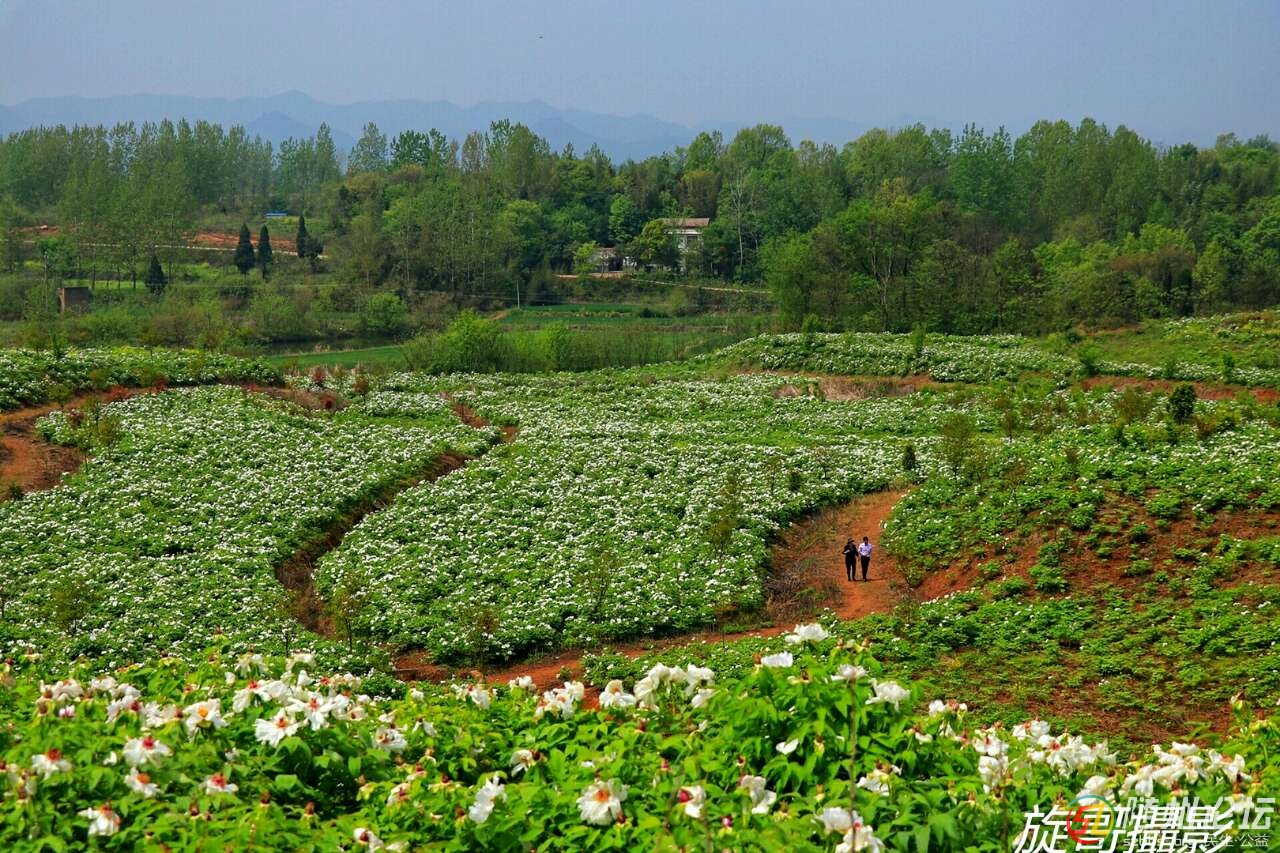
[395, 489, 912, 692]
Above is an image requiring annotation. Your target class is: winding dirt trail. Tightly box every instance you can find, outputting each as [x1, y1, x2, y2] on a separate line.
[397, 488, 912, 691]
[769, 489, 910, 621]
[276, 397, 520, 635]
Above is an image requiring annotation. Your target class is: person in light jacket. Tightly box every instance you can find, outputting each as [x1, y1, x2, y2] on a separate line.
[857, 536, 874, 581]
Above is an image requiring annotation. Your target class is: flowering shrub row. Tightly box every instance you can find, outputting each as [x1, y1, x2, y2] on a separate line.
[0, 348, 280, 411]
[717, 332, 1077, 383]
[717, 331, 1280, 387]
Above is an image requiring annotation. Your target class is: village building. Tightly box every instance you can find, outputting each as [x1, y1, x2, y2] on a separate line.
[662, 217, 710, 255]
[57, 286, 91, 314]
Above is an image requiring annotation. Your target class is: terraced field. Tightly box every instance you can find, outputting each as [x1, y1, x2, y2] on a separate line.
[1, 322, 1277, 849]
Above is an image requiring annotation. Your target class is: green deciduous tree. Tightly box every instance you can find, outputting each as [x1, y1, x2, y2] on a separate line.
[348, 122, 388, 175]
[633, 218, 678, 270]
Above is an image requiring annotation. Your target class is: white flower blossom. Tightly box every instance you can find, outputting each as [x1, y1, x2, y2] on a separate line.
[785, 623, 830, 644]
[761, 652, 793, 669]
[865, 680, 909, 710]
[578, 779, 627, 825]
[78, 804, 121, 837]
[468, 775, 506, 824]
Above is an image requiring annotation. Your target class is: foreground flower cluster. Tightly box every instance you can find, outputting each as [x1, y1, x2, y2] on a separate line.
[1, 636, 1273, 851]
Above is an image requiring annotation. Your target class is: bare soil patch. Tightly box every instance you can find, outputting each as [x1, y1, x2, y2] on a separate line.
[0, 388, 156, 497]
[1080, 376, 1280, 406]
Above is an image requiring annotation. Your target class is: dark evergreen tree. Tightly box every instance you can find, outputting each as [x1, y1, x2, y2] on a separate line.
[295, 214, 310, 259]
[144, 253, 167, 296]
[257, 225, 274, 279]
[233, 224, 255, 275]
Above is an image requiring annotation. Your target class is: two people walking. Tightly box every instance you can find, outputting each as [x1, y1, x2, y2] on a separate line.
[842, 536, 873, 582]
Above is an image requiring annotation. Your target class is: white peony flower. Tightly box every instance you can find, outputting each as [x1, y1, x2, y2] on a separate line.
[831, 664, 868, 682]
[761, 652, 793, 669]
[856, 770, 892, 796]
[690, 688, 717, 709]
[183, 699, 227, 737]
[78, 804, 121, 837]
[820, 808, 884, 852]
[31, 749, 72, 778]
[599, 680, 637, 709]
[776, 738, 799, 755]
[124, 767, 159, 798]
[287, 692, 333, 731]
[738, 774, 777, 814]
[352, 827, 385, 850]
[1075, 774, 1112, 800]
[784, 623, 830, 644]
[203, 772, 239, 795]
[374, 727, 408, 753]
[510, 748, 536, 775]
[817, 807, 854, 833]
[977, 755, 1008, 792]
[468, 775, 506, 824]
[1207, 751, 1249, 784]
[254, 710, 299, 747]
[122, 735, 171, 767]
[865, 680, 909, 710]
[578, 779, 628, 826]
[678, 785, 706, 819]
[507, 675, 535, 691]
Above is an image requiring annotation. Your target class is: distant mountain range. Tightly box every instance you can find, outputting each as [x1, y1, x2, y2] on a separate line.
[0, 91, 912, 161]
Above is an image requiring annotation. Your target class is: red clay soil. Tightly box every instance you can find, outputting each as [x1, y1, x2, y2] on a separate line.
[190, 230, 299, 254]
[1079, 376, 1280, 406]
[913, 496, 1280, 604]
[25, 225, 298, 255]
[0, 388, 152, 496]
[397, 489, 913, 691]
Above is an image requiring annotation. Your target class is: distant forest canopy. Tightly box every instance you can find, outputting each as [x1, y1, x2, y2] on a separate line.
[0, 117, 1277, 332]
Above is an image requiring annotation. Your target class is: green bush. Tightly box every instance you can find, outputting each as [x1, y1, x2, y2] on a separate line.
[1168, 384, 1197, 423]
[1029, 563, 1068, 592]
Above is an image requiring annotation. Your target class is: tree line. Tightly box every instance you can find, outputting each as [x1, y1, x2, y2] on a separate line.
[1, 116, 1277, 331]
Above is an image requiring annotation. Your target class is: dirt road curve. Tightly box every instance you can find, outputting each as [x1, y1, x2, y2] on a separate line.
[399, 488, 912, 691]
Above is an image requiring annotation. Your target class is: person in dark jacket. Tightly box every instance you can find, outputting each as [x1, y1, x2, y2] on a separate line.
[842, 538, 857, 582]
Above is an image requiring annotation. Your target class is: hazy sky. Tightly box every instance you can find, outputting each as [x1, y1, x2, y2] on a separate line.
[1, 0, 1277, 142]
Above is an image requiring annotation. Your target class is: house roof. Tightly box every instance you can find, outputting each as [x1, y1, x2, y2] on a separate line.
[661, 217, 710, 228]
